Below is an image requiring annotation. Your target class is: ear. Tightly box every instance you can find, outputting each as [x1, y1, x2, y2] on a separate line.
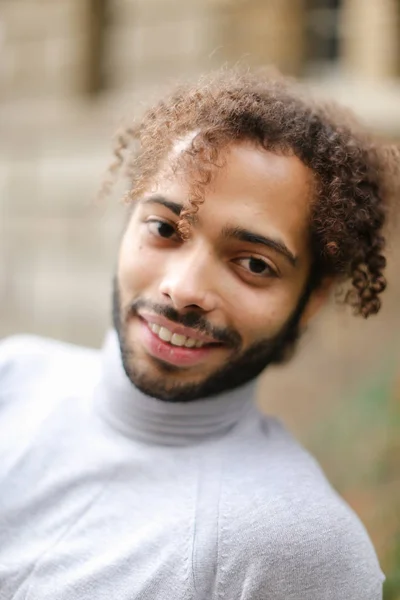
[300, 277, 335, 328]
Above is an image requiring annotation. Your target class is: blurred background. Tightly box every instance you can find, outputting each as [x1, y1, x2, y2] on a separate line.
[0, 0, 399, 596]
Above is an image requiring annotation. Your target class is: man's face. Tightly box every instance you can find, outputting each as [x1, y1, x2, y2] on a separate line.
[114, 141, 316, 402]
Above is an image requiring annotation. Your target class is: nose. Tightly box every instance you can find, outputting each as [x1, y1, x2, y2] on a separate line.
[159, 245, 219, 313]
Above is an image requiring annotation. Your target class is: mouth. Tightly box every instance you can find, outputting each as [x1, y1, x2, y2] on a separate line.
[146, 321, 214, 349]
[137, 316, 223, 368]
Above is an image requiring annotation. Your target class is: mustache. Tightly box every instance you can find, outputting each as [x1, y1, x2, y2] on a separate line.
[129, 298, 241, 348]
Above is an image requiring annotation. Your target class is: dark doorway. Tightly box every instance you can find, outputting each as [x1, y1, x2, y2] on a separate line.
[304, 0, 342, 76]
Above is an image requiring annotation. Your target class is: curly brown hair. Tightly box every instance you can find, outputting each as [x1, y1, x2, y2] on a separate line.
[103, 67, 399, 318]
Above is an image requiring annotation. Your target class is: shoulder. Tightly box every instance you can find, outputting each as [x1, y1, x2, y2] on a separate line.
[217, 416, 384, 599]
[0, 333, 98, 358]
[219, 501, 384, 599]
[0, 334, 100, 398]
[0, 334, 59, 387]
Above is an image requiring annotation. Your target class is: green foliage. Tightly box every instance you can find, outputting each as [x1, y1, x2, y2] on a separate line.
[384, 533, 400, 600]
[307, 360, 400, 599]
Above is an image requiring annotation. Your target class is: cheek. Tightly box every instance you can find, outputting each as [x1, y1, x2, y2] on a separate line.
[117, 230, 161, 298]
[232, 286, 300, 346]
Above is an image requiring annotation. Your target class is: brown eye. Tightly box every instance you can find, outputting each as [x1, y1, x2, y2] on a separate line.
[147, 219, 177, 240]
[248, 257, 268, 274]
[236, 257, 277, 278]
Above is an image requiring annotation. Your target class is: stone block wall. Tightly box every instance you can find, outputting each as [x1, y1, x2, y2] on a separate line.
[0, 0, 87, 101]
[104, 0, 220, 92]
[0, 132, 122, 346]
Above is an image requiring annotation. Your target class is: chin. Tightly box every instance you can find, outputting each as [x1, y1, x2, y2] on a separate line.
[132, 374, 206, 403]
[123, 358, 217, 403]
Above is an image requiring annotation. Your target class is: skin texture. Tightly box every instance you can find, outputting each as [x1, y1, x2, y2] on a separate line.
[114, 141, 330, 402]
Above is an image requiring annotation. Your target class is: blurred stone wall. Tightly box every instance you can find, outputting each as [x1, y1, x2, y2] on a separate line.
[0, 1, 87, 100]
[104, 0, 219, 91]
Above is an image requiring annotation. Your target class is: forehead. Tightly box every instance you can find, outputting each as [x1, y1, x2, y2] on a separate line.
[209, 142, 312, 226]
[151, 141, 314, 255]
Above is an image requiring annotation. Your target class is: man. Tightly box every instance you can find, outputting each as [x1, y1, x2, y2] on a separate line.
[0, 68, 397, 599]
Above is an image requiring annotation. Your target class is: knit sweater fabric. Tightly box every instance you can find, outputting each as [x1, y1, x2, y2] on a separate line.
[0, 331, 384, 599]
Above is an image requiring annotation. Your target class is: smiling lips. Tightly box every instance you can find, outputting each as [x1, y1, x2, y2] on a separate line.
[138, 311, 218, 346]
[137, 313, 220, 367]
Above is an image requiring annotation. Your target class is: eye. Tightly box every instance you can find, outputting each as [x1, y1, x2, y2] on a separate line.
[235, 256, 278, 278]
[146, 219, 178, 240]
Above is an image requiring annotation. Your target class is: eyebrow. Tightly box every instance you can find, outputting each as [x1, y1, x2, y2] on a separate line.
[142, 195, 183, 217]
[222, 226, 298, 267]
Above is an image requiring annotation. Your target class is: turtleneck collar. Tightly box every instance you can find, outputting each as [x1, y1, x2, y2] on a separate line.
[93, 330, 257, 446]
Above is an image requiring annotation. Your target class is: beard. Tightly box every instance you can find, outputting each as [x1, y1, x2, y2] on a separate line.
[112, 276, 313, 403]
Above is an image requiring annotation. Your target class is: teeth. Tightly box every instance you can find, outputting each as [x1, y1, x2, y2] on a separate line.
[149, 322, 205, 349]
[158, 327, 172, 342]
[171, 333, 186, 347]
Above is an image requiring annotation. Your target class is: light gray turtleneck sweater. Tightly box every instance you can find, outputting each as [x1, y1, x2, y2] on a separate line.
[0, 332, 384, 599]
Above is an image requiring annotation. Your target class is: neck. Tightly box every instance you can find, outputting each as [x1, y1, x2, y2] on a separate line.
[93, 330, 257, 446]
